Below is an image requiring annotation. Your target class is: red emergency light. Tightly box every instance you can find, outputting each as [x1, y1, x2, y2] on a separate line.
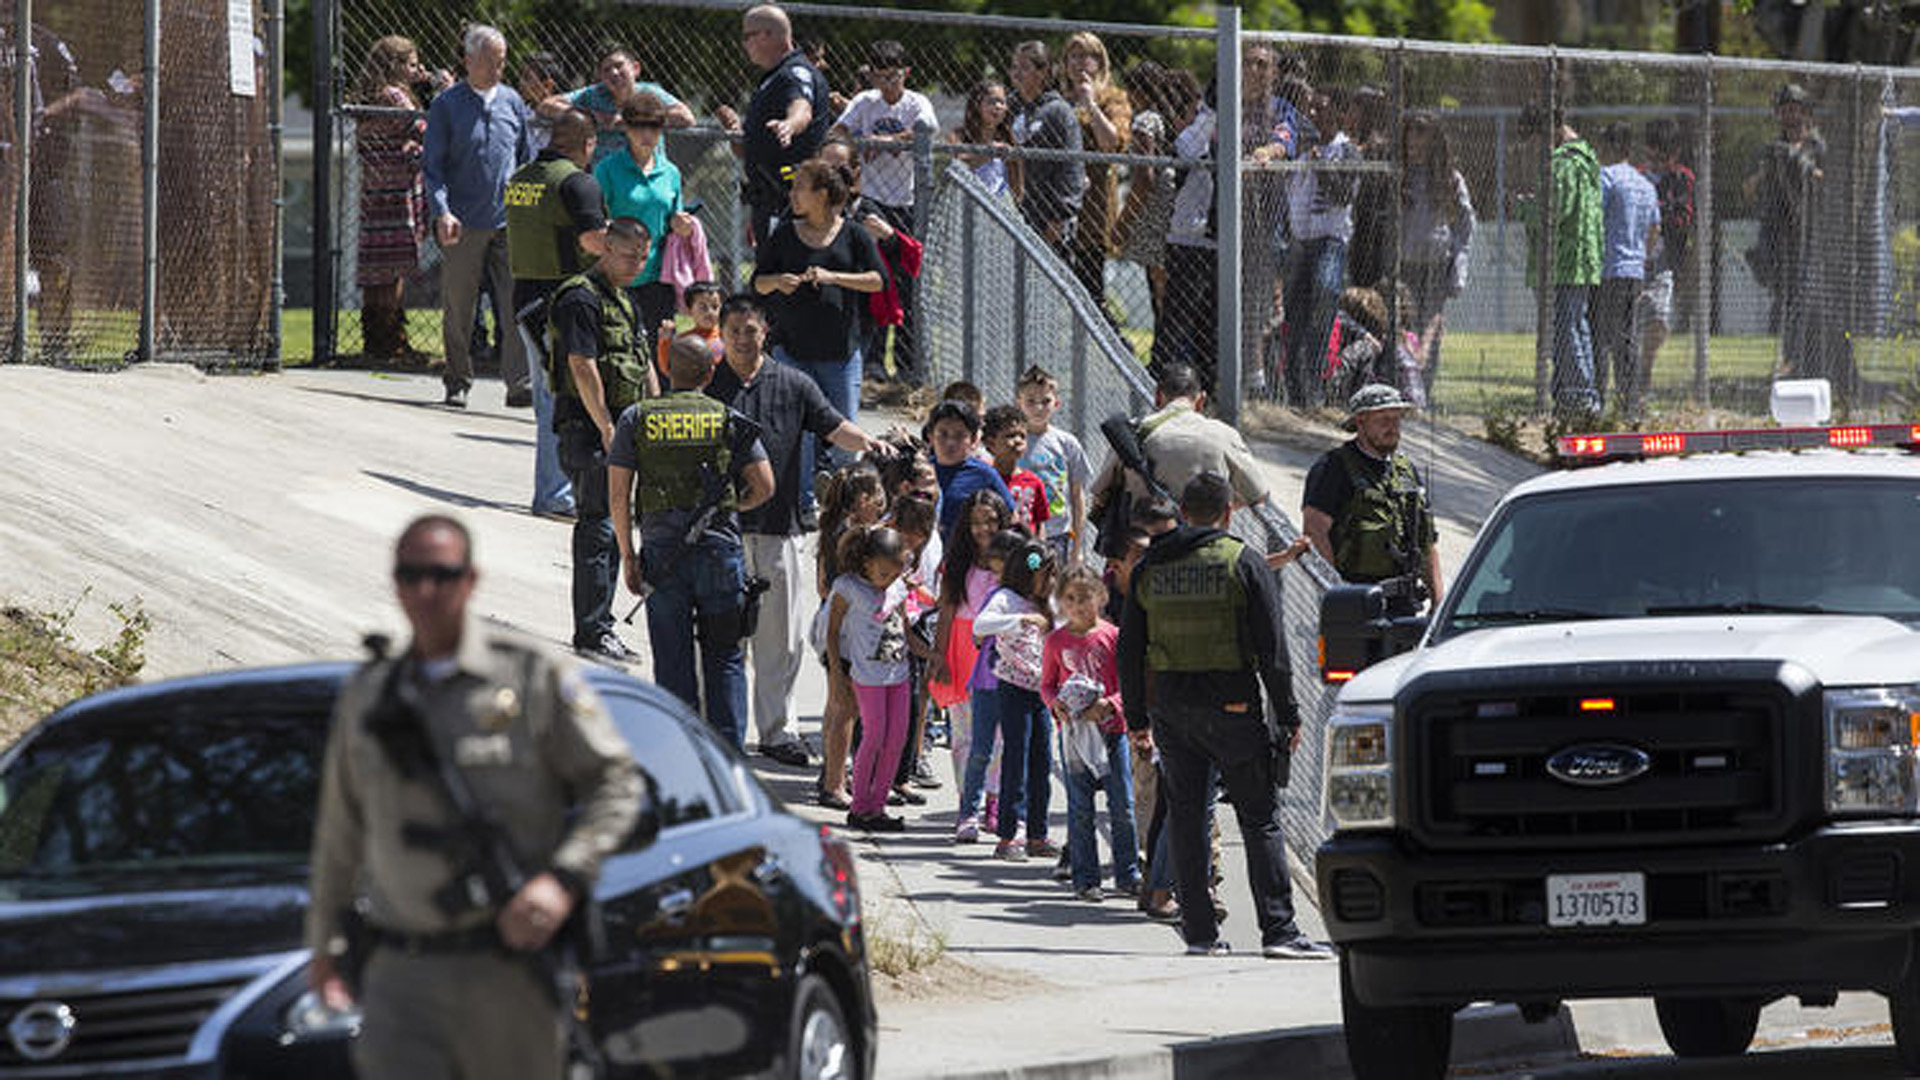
[1556, 423, 1920, 462]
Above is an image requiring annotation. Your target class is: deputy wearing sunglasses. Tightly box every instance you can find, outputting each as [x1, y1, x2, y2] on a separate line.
[307, 513, 642, 1080]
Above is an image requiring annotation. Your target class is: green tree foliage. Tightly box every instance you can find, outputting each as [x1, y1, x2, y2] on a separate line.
[289, 0, 1500, 108]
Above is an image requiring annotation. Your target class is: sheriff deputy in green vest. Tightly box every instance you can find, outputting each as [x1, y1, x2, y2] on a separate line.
[505, 106, 607, 522]
[1301, 383, 1444, 616]
[608, 335, 774, 749]
[549, 216, 660, 665]
[1118, 471, 1331, 962]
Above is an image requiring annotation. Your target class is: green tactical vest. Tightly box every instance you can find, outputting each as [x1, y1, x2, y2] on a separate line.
[1136, 533, 1251, 672]
[1329, 444, 1426, 582]
[505, 157, 586, 282]
[548, 273, 649, 413]
[631, 391, 736, 516]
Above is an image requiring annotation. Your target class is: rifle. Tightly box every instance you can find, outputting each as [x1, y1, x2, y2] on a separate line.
[364, 651, 609, 1079]
[515, 296, 556, 384]
[1092, 413, 1179, 558]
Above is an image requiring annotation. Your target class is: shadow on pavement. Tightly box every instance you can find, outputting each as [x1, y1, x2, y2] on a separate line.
[364, 470, 524, 514]
[455, 432, 535, 449]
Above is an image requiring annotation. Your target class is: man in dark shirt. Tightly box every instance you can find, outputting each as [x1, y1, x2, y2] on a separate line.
[706, 294, 888, 765]
[1301, 384, 1442, 614]
[550, 219, 657, 663]
[724, 4, 832, 246]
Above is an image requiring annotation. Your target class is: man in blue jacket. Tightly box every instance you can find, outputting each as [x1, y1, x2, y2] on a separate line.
[424, 24, 536, 408]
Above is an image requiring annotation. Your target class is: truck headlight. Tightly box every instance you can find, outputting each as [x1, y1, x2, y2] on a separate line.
[1324, 705, 1394, 829]
[1825, 687, 1920, 815]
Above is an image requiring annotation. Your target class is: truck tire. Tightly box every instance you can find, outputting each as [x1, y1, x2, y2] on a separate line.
[1653, 996, 1760, 1058]
[1339, 954, 1453, 1080]
[1889, 954, 1920, 1073]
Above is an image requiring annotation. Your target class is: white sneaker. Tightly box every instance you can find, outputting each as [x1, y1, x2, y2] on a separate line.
[1076, 885, 1104, 903]
[954, 816, 980, 843]
[1185, 940, 1231, 957]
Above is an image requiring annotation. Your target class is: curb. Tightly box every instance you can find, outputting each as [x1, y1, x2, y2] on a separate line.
[931, 1004, 1579, 1080]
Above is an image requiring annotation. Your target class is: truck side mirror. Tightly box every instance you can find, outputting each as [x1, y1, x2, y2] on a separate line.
[1319, 583, 1426, 682]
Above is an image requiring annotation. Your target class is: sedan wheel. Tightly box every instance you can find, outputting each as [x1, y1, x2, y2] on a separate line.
[790, 974, 856, 1080]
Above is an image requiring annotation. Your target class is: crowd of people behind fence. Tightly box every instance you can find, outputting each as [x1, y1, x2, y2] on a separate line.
[342, 6, 1884, 423]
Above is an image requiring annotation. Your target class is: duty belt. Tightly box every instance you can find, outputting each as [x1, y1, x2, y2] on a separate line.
[369, 922, 503, 956]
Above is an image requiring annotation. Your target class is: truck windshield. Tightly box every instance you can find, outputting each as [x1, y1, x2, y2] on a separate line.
[1439, 476, 1920, 639]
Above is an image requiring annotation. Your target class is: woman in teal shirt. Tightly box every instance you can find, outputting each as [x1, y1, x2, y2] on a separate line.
[594, 94, 694, 348]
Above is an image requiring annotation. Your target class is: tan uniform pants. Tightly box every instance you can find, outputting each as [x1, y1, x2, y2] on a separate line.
[352, 947, 567, 1080]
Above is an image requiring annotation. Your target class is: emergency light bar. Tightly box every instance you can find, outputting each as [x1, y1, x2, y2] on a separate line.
[1556, 423, 1920, 462]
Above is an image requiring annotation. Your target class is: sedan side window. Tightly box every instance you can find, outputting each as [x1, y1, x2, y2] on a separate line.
[600, 694, 722, 847]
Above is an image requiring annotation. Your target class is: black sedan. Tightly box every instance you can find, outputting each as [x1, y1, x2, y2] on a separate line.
[0, 662, 874, 1079]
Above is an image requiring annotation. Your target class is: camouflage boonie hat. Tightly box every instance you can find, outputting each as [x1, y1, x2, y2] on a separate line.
[1343, 384, 1414, 431]
[1348, 383, 1414, 417]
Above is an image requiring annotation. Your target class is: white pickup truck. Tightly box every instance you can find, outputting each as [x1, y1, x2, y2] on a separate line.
[1314, 419, 1920, 1079]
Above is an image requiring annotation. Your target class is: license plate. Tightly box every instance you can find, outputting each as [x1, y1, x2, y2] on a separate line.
[1546, 872, 1647, 928]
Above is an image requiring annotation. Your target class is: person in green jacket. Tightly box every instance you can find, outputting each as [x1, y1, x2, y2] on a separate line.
[1516, 102, 1603, 420]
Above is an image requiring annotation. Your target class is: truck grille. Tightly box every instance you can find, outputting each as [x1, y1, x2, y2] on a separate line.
[0, 975, 249, 1067]
[1413, 684, 1788, 850]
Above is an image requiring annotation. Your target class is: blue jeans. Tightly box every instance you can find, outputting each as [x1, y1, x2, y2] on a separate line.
[958, 685, 1001, 820]
[1552, 285, 1601, 417]
[518, 324, 573, 515]
[1282, 236, 1347, 409]
[1065, 730, 1140, 892]
[774, 345, 860, 513]
[641, 533, 749, 749]
[992, 684, 1053, 842]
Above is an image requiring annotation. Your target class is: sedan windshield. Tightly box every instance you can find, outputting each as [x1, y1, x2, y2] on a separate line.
[1439, 476, 1920, 639]
[0, 714, 326, 893]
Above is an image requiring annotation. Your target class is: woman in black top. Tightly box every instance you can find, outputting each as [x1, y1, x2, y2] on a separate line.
[753, 157, 884, 503]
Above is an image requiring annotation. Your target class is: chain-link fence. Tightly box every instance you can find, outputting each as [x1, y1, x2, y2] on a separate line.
[2, 0, 280, 368]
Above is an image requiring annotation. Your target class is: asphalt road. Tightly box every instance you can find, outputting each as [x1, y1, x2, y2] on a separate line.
[1482, 1039, 1906, 1078]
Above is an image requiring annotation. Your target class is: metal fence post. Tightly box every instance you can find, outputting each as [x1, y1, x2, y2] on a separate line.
[311, 0, 336, 364]
[1693, 56, 1712, 406]
[912, 127, 933, 240]
[1533, 48, 1557, 413]
[10, 0, 28, 364]
[1494, 113, 1507, 333]
[1387, 39, 1405, 354]
[961, 197, 976, 385]
[1847, 63, 1866, 407]
[140, 0, 160, 362]
[1214, 4, 1242, 424]
[267, 0, 285, 369]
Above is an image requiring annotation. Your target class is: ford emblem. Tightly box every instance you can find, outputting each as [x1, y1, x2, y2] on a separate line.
[1546, 744, 1651, 787]
[8, 1001, 76, 1061]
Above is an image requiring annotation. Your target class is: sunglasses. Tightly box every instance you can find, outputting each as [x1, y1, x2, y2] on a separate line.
[394, 562, 470, 585]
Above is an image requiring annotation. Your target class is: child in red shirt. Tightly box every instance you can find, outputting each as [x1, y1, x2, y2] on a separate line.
[654, 281, 725, 382]
[983, 404, 1051, 536]
[1041, 566, 1139, 901]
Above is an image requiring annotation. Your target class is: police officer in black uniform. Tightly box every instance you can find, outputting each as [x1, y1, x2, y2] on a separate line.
[1302, 383, 1444, 616]
[724, 4, 832, 245]
[608, 336, 775, 748]
[549, 217, 659, 663]
[1119, 472, 1332, 960]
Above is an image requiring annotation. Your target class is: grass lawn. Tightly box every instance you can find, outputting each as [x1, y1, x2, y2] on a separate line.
[22, 307, 1919, 425]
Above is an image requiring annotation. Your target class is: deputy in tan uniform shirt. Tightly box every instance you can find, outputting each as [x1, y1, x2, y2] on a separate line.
[305, 514, 642, 1080]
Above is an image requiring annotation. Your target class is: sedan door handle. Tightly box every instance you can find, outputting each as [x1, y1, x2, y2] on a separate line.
[657, 888, 696, 922]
